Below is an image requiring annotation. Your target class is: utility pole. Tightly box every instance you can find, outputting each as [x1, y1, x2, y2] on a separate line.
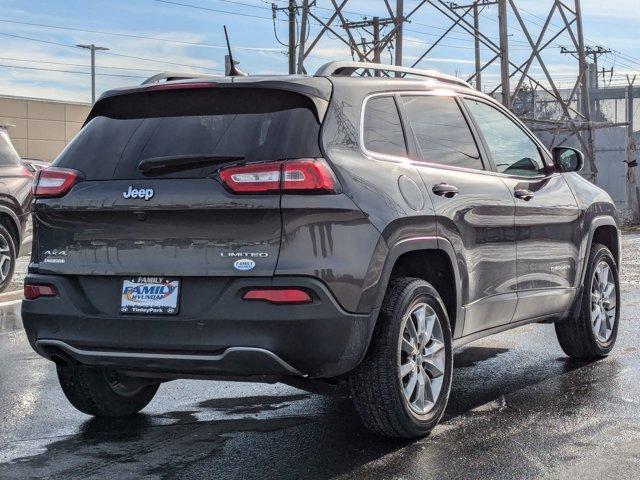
[394, 0, 404, 75]
[473, 2, 481, 91]
[561, 43, 611, 138]
[341, 16, 395, 69]
[76, 43, 109, 104]
[272, 1, 298, 74]
[449, 1, 499, 91]
[296, 0, 309, 74]
[561, 45, 611, 89]
[588, 46, 611, 88]
[497, 0, 510, 106]
[574, 0, 596, 178]
[288, 0, 297, 74]
[372, 17, 381, 69]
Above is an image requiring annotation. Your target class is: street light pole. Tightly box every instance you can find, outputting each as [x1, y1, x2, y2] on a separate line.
[76, 43, 109, 104]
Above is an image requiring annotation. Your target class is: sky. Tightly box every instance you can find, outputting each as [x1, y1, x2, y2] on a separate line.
[0, 0, 639, 104]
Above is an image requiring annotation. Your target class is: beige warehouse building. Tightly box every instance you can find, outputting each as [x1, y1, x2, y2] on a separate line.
[0, 94, 91, 162]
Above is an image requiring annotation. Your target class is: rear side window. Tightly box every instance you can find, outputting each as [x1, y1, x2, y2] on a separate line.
[362, 96, 407, 157]
[401, 95, 483, 170]
[54, 88, 322, 180]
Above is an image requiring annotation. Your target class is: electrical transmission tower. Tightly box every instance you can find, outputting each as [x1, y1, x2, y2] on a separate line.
[281, 0, 601, 176]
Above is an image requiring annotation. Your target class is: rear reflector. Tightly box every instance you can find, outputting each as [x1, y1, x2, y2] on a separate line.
[24, 284, 57, 300]
[242, 288, 312, 304]
[33, 167, 83, 198]
[219, 158, 337, 194]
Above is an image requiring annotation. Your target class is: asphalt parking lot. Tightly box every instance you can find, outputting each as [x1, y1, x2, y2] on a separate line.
[1, 232, 639, 480]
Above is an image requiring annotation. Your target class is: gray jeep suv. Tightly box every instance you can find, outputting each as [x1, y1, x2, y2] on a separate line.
[22, 62, 621, 438]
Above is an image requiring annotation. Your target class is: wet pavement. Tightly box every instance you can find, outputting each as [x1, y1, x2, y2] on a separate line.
[0, 233, 639, 479]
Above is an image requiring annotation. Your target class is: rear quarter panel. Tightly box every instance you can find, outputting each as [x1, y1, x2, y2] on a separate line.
[302, 78, 440, 313]
[0, 165, 33, 239]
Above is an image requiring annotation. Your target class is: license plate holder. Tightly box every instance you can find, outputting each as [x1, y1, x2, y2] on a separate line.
[120, 277, 180, 315]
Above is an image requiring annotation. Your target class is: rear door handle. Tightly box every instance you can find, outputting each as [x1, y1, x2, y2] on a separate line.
[432, 183, 459, 198]
[514, 188, 534, 201]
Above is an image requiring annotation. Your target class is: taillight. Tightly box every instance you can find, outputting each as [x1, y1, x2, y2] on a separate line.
[243, 288, 312, 304]
[218, 162, 282, 193]
[33, 167, 83, 198]
[282, 159, 336, 192]
[24, 283, 57, 300]
[219, 158, 337, 194]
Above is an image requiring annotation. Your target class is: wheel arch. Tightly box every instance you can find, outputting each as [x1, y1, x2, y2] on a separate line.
[0, 205, 21, 249]
[581, 216, 620, 285]
[372, 236, 463, 339]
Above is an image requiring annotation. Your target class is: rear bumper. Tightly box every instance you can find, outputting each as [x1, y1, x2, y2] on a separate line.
[22, 274, 378, 378]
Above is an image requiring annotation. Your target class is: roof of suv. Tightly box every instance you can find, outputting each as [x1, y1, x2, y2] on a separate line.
[96, 61, 479, 105]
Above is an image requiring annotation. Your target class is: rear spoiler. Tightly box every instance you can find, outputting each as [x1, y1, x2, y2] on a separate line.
[86, 83, 329, 125]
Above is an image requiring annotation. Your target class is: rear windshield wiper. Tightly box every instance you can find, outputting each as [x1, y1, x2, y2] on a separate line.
[138, 155, 245, 174]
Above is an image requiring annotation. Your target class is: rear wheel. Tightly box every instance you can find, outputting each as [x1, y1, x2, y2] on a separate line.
[555, 243, 620, 359]
[57, 365, 159, 417]
[0, 224, 16, 293]
[349, 278, 453, 438]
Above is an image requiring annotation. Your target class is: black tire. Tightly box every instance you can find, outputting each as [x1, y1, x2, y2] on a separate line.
[57, 365, 159, 417]
[349, 278, 453, 438]
[555, 243, 620, 359]
[0, 224, 16, 293]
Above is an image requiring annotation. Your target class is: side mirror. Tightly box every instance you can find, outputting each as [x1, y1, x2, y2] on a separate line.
[552, 146, 584, 173]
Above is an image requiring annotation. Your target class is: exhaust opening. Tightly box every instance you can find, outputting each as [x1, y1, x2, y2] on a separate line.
[40, 345, 74, 367]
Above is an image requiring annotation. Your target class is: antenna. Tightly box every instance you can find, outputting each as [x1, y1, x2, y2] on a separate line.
[224, 25, 247, 76]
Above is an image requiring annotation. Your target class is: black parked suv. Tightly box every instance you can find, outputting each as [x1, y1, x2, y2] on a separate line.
[22, 62, 621, 438]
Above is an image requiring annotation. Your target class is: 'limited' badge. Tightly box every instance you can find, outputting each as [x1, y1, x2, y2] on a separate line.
[233, 259, 256, 271]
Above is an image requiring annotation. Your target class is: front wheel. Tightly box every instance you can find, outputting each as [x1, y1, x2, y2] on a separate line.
[349, 278, 453, 438]
[57, 365, 159, 417]
[555, 243, 620, 359]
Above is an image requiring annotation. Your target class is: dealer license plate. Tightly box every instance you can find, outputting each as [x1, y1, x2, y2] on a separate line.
[120, 277, 180, 315]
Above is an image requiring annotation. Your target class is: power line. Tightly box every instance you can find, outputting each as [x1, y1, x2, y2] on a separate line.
[0, 19, 281, 53]
[0, 63, 145, 79]
[0, 31, 221, 72]
[0, 56, 163, 73]
[152, 0, 274, 21]
[206, 0, 272, 10]
[516, 5, 640, 71]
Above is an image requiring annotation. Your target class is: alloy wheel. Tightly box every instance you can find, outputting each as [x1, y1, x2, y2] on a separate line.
[399, 302, 446, 415]
[591, 260, 617, 343]
[0, 233, 12, 283]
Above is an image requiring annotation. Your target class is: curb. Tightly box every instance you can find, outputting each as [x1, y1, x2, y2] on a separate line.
[0, 298, 22, 333]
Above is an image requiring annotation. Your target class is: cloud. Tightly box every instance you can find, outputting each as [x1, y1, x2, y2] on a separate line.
[0, 24, 221, 102]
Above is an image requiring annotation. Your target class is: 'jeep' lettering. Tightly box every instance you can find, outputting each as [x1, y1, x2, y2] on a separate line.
[123, 186, 154, 200]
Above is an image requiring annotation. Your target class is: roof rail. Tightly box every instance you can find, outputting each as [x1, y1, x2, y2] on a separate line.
[140, 72, 217, 85]
[314, 61, 471, 88]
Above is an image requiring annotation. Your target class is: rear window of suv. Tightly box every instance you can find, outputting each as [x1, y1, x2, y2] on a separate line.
[54, 87, 323, 180]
